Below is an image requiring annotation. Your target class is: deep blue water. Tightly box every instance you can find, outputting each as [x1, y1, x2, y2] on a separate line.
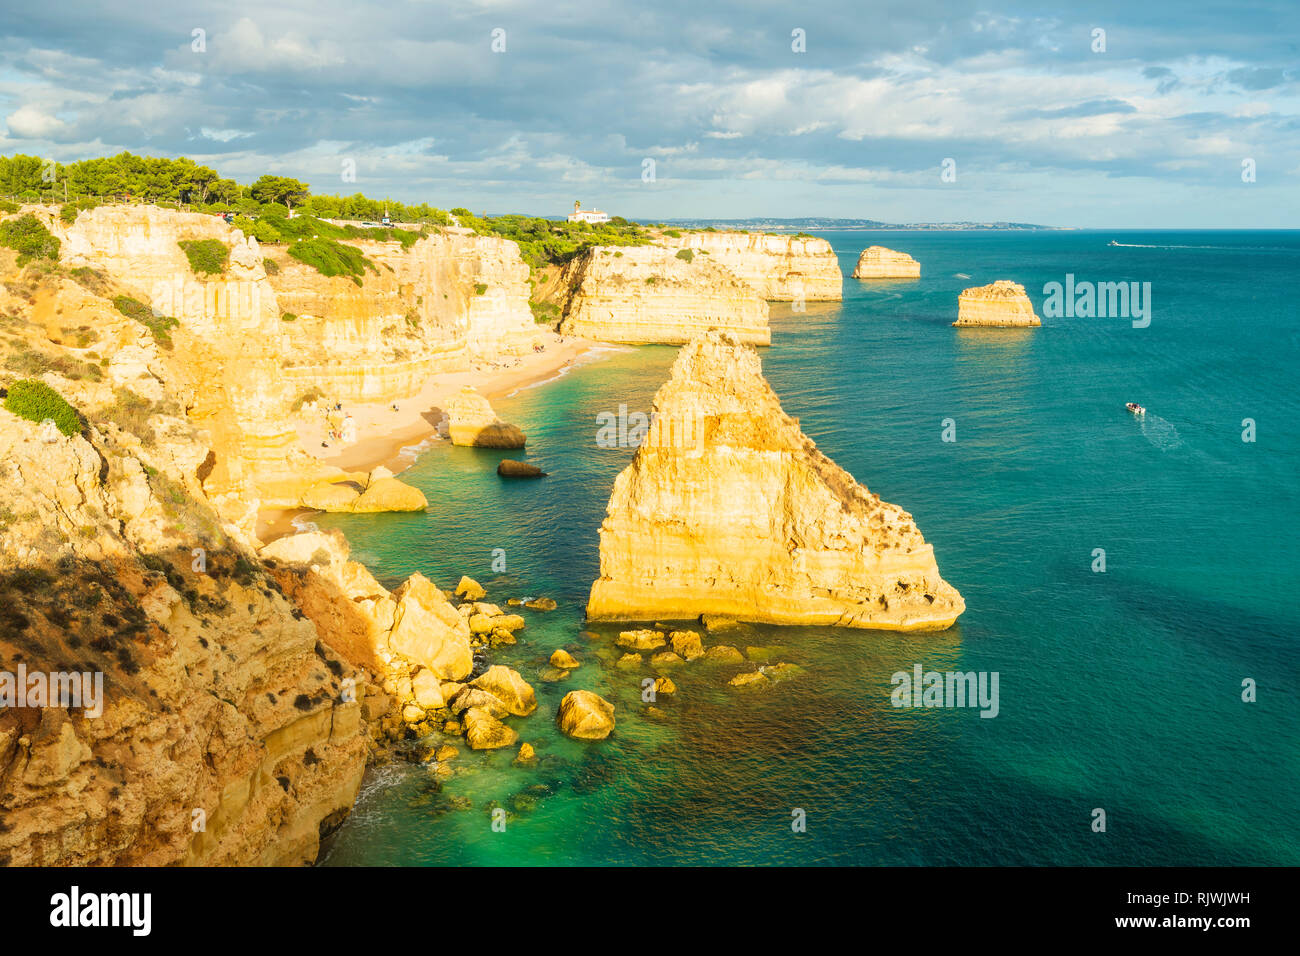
[319, 230, 1300, 866]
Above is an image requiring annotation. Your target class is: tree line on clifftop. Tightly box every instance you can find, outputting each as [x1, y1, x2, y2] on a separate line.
[0, 151, 652, 270]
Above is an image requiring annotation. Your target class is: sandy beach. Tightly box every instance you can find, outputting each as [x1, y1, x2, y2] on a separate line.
[256, 331, 608, 541]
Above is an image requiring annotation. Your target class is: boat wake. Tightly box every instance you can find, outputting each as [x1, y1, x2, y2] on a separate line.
[1140, 414, 1183, 452]
[1109, 241, 1299, 253]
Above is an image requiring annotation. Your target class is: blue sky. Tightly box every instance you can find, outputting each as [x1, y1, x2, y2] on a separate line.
[1, 0, 1296, 226]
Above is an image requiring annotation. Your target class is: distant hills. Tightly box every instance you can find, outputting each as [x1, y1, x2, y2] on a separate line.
[653, 217, 1069, 231]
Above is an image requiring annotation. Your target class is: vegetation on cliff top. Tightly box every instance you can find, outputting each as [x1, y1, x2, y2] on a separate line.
[3, 379, 81, 435]
[451, 210, 650, 270]
[0, 214, 60, 265]
[0, 150, 654, 272]
[287, 238, 377, 285]
[178, 238, 229, 275]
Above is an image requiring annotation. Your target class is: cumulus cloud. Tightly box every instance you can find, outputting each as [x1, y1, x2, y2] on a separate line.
[0, 0, 1295, 225]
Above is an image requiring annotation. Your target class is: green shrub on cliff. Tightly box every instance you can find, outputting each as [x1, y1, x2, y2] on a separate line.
[3, 379, 81, 435]
[113, 295, 179, 350]
[675, 248, 694, 263]
[178, 238, 229, 275]
[287, 237, 376, 285]
[0, 214, 60, 265]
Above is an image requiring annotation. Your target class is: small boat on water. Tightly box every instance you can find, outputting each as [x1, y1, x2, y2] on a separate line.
[1126, 402, 1146, 417]
[1108, 240, 1119, 246]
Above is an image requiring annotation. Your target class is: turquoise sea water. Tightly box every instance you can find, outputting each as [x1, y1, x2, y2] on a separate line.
[319, 230, 1300, 866]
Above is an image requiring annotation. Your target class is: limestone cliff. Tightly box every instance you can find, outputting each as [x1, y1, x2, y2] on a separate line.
[0, 390, 367, 866]
[657, 232, 842, 301]
[586, 332, 964, 630]
[52, 207, 538, 521]
[954, 280, 1041, 327]
[271, 228, 542, 403]
[557, 245, 770, 345]
[852, 246, 920, 279]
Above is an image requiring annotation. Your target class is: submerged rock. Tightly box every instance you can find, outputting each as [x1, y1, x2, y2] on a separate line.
[586, 332, 965, 630]
[728, 671, 769, 689]
[550, 648, 581, 669]
[557, 691, 616, 740]
[702, 644, 745, 663]
[525, 597, 558, 610]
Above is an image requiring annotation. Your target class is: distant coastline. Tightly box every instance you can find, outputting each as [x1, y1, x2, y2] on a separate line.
[656, 218, 1073, 231]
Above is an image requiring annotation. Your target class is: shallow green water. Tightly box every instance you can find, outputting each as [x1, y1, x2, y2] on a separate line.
[319, 230, 1300, 865]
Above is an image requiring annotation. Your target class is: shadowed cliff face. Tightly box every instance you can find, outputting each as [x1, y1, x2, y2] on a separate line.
[587, 331, 964, 630]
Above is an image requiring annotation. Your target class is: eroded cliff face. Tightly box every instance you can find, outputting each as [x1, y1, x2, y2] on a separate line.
[657, 232, 842, 301]
[0, 396, 367, 866]
[852, 246, 921, 279]
[271, 228, 541, 404]
[557, 245, 770, 345]
[587, 332, 964, 630]
[954, 280, 1041, 327]
[53, 207, 538, 517]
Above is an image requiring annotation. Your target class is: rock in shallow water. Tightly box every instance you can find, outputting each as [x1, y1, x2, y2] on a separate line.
[497, 459, 546, 478]
[585, 331, 965, 630]
[557, 690, 616, 740]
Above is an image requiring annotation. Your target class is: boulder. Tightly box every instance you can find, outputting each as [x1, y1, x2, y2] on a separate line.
[650, 651, 684, 668]
[550, 648, 581, 669]
[349, 477, 427, 512]
[388, 574, 473, 680]
[448, 687, 510, 719]
[300, 481, 361, 511]
[616, 628, 666, 651]
[615, 652, 643, 669]
[498, 459, 546, 478]
[669, 630, 704, 660]
[728, 671, 769, 688]
[446, 387, 526, 448]
[455, 576, 486, 601]
[524, 597, 557, 611]
[702, 644, 745, 663]
[410, 669, 445, 710]
[470, 665, 537, 716]
[556, 691, 616, 740]
[514, 742, 536, 765]
[463, 708, 519, 750]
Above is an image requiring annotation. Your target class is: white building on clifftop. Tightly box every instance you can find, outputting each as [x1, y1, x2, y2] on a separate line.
[567, 200, 610, 224]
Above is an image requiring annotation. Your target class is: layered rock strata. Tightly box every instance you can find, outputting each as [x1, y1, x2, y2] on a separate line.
[657, 231, 842, 301]
[557, 245, 770, 345]
[852, 246, 920, 279]
[954, 280, 1041, 327]
[586, 332, 965, 630]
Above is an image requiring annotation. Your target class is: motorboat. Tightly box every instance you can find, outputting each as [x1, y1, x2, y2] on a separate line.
[1126, 402, 1146, 416]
